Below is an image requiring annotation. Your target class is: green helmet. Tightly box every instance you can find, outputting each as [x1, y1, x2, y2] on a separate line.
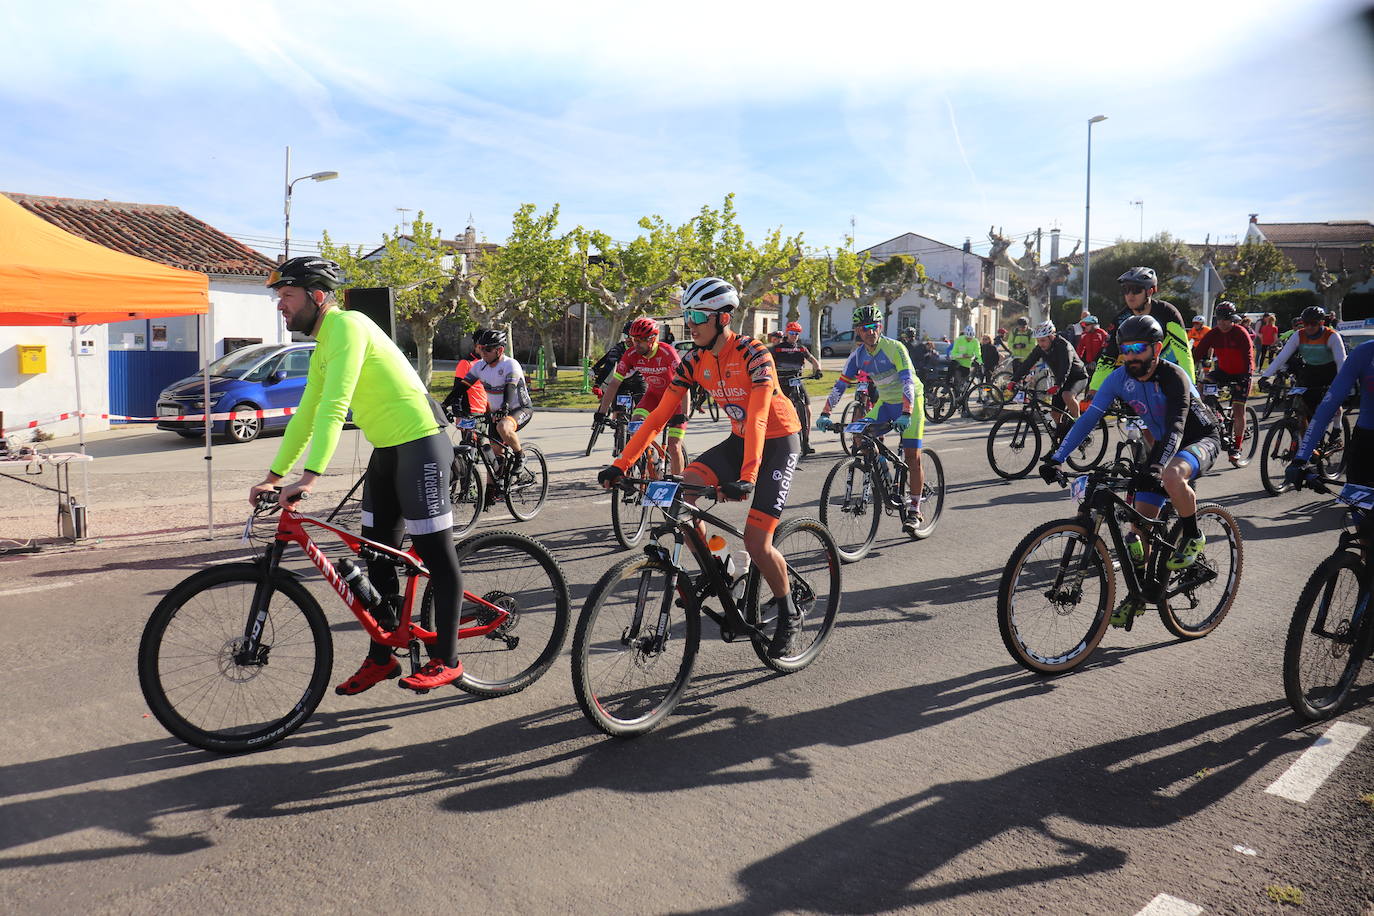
[852, 305, 883, 327]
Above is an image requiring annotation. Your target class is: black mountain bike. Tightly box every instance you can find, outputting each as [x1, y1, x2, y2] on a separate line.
[571, 477, 841, 737]
[986, 385, 1109, 479]
[998, 461, 1243, 674]
[1259, 384, 1351, 495]
[1283, 475, 1374, 720]
[1198, 378, 1260, 468]
[585, 394, 639, 459]
[452, 414, 549, 520]
[838, 376, 875, 456]
[819, 419, 945, 562]
[780, 370, 821, 455]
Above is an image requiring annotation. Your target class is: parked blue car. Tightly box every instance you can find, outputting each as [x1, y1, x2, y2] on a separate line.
[157, 343, 315, 443]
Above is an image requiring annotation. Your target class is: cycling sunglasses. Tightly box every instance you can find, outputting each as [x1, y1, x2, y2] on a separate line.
[1120, 341, 1153, 355]
[684, 309, 718, 325]
[857, 322, 881, 332]
[1120, 284, 1149, 295]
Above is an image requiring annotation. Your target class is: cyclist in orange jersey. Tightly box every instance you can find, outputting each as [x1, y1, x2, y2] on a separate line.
[597, 277, 805, 658]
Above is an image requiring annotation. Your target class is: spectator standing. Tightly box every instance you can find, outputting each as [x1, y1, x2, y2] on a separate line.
[1075, 315, 1110, 365]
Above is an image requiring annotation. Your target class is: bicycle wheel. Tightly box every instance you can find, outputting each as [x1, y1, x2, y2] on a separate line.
[1261, 420, 1301, 495]
[138, 563, 332, 754]
[571, 554, 699, 737]
[1064, 416, 1110, 471]
[997, 519, 1115, 674]
[450, 453, 485, 538]
[610, 453, 653, 548]
[909, 448, 944, 539]
[819, 455, 880, 563]
[1156, 503, 1243, 639]
[987, 412, 1043, 480]
[839, 401, 859, 456]
[419, 529, 571, 697]
[504, 445, 549, 521]
[1320, 414, 1355, 481]
[1231, 406, 1261, 468]
[1283, 551, 1371, 721]
[745, 516, 842, 673]
[965, 382, 1005, 422]
[612, 417, 627, 457]
[924, 382, 955, 424]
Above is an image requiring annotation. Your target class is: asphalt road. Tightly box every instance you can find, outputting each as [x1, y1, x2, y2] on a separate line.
[1, 399, 1371, 915]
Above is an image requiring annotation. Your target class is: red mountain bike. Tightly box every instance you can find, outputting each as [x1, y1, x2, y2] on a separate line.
[138, 493, 570, 753]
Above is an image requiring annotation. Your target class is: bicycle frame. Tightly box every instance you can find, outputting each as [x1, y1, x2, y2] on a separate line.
[844, 421, 909, 514]
[237, 502, 513, 664]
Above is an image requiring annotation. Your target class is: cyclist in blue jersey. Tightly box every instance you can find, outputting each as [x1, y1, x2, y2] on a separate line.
[816, 304, 927, 535]
[1039, 314, 1220, 626]
[1286, 339, 1374, 489]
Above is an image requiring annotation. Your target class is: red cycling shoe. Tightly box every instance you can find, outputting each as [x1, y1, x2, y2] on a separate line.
[399, 658, 464, 692]
[335, 656, 400, 696]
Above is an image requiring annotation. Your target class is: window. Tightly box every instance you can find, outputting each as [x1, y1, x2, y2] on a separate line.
[821, 306, 833, 337]
[898, 307, 921, 338]
[995, 266, 1010, 301]
[280, 349, 312, 377]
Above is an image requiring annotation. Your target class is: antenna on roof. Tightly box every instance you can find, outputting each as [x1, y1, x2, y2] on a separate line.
[396, 207, 412, 234]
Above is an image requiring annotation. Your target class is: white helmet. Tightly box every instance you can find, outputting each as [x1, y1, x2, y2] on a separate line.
[681, 277, 739, 313]
[1032, 321, 1056, 339]
[963, 325, 975, 336]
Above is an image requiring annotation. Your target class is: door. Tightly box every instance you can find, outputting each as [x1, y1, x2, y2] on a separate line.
[108, 317, 200, 423]
[258, 347, 312, 428]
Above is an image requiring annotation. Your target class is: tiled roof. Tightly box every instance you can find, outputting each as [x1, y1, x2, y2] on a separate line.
[1254, 221, 1374, 246]
[2, 192, 275, 277]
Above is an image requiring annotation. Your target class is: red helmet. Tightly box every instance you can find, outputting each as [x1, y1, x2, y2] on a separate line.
[786, 321, 803, 333]
[628, 317, 659, 339]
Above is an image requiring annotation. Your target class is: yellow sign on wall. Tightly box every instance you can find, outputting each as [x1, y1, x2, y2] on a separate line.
[18, 344, 47, 374]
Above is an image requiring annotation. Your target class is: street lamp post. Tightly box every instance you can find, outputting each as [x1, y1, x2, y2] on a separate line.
[1129, 199, 1144, 242]
[280, 145, 339, 341]
[1082, 115, 1107, 314]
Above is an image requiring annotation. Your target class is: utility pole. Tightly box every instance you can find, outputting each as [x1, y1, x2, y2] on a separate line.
[1129, 200, 1144, 241]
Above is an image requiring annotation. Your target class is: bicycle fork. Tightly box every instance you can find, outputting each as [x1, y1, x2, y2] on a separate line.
[236, 540, 289, 666]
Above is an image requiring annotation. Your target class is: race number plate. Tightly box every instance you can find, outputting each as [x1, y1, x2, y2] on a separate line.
[1200, 384, 1219, 396]
[456, 417, 477, 430]
[845, 421, 871, 433]
[1289, 387, 1307, 395]
[1338, 483, 1374, 511]
[1069, 475, 1089, 504]
[1013, 391, 1027, 403]
[789, 376, 804, 388]
[643, 481, 679, 507]
[616, 395, 635, 408]
[627, 420, 643, 435]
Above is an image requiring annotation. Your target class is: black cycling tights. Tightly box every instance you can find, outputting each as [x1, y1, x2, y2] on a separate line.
[363, 529, 462, 667]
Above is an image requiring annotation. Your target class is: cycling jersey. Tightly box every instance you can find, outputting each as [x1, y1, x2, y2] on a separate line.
[1075, 327, 1109, 365]
[593, 342, 645, 397]
[1297, 339, 1374, 462]
[950, 336, 981, 368]
[1264, 326, 1346, 377]
[823, 337, 918, 414]
[615, 331, 799, 485]
[769, 341, 812, 375]
[1011, 336, 1087, 390]
[446, 350, 488, 414]
[1054, 361, 1215, 469]
[456, 355, 532, 412]
[272, 309, 441, 477]
[1194, 326, 1254, 377]
[1005, 328, 1035, 361]
[1093, 300, 1196, 389]
[613, 340, 681, 411]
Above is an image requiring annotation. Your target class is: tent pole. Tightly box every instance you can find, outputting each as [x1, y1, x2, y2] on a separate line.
[70, 325, 91, 520]
[202, 311, 214, 539]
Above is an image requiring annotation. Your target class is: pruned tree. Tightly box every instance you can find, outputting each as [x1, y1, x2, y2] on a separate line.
[855, 253, 925, 328]
[574, 215, 688, 351]
[779, 238, 863, 357]
[988, 227, 1079, 325]
[1311, 245, 1373, 321]
[683, 193, 805, 331]
[1211, 238, 1296, 308]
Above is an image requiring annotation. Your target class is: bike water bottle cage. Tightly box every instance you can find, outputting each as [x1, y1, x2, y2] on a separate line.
[1120, 342, 1152, 356]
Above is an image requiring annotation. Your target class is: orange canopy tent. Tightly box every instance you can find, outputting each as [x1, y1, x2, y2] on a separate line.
[0, 193, 209, 324]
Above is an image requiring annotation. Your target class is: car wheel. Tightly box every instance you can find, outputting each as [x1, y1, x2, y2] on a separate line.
[223, 404, 262, 444]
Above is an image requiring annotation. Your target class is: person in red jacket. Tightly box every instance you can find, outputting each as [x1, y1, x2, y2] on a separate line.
[1256, 313, 1280, 369]
[448, 329, 489, 416]
[1074, 315, 1109, 365]
[1193, 301, 1254, 465]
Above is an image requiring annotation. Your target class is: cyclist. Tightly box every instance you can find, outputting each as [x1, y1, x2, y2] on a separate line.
[1192, 301, 1254, 465]
[591, 322, 646, 405]
[1075, 314, 1109, 366]
[596, 278, 805, 658]
[1005, 317, 1035, 364]
[593, 316, 687, 475]
[949, 325, 982, 409]
[448, 328, 489, 416]
[1090, 266, 1195, 393]
[1187, 315, 1210, 352]
[448, 329, 534, 494]
[1040, 314, 1220, 625]
[816, 304, 926, 535]
[1011, 320, 1088, 435]
[770, 321, 823, 454]
[1286, 339, 1374, 490]
[249, 256, 467, 693]
[1260, 305, 1347, 424]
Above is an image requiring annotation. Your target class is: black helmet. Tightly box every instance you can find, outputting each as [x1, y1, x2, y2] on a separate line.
[1213, 301, 1237, 320]
[267, 256, 345, 291]
[471, 328, 487, 343]
[1301, 306, 1327, 323]
[622, 320, 634, 336]
[475, 329, 506, 348]
[1117, 266, 1158, 289]
[1116, 314, 1163, 345]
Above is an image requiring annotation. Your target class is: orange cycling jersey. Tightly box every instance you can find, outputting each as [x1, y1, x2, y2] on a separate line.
[614, 331, 800, 483]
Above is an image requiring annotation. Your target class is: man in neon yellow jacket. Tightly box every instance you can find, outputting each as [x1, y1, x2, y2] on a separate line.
[949, 325, 982, 415]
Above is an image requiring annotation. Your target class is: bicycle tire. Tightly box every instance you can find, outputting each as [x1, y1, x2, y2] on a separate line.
[504, 445, 549, 521]
[450, 453, 485, 538]
[997, 519, 1115, 674]
[138, 563, 332, 754]
[613, 418, 627, 458]
[1261, 419, 1301, 495]
[909, 448, 944, 539]
[839, 401, 859, 456]
[571, 554, 699, 737]
[1155, 503, 1243, 639]
[1320, 414, 1355, 481]
[1283, 551, 1371, 721]
[818, 455, 881, 563]
[924, 382, 955, 424]
[965, 382, 1005, 422]
[1230, 406, 1261, 468]
[1064, 416, 1110, 472]
[745, 516, 842, 673]
[610, 454, 653, 548]
[987, 412, 1043, 480]
[419, 529, 571, 697]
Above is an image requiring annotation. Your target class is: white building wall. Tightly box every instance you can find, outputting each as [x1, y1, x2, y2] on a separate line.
[0, 325, 107, 442]
[208, 276, 279, 356]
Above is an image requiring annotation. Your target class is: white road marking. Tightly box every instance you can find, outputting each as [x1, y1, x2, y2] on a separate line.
[1135, 893, 1204, 916]
[1265, 721, 1370, 803]
[0, 581, 76, 597]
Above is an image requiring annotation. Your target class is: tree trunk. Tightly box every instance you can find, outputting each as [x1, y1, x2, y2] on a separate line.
[408, 318, 437, 385]
[808, 304, 826, 361]
[539, 325, 559, 383]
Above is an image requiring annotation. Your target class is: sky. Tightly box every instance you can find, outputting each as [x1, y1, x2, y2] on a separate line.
[3, 0, 1372, 265]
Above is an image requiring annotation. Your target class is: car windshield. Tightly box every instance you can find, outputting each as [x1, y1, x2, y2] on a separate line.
[206, 345, 277, 378]
[1339, 330, 1374, 351]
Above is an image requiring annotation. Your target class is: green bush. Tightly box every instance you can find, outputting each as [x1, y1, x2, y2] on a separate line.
[1252, 288, 1318, 323]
